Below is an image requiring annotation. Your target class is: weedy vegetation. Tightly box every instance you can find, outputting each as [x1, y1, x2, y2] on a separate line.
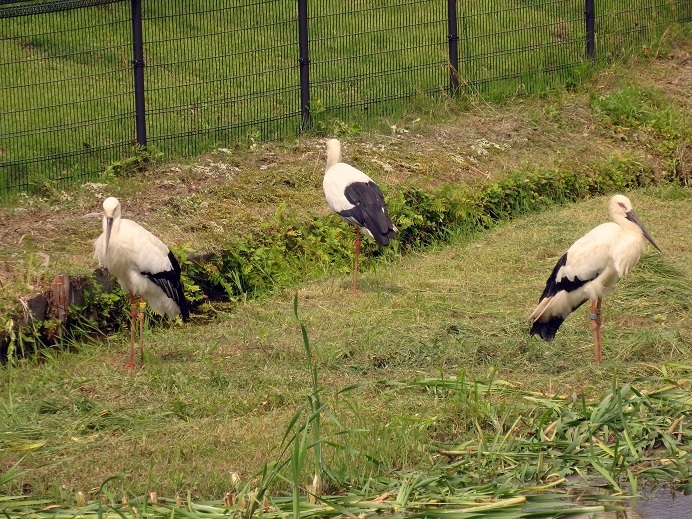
[0, 189, 690, 518]
[0, 15, 690, 519]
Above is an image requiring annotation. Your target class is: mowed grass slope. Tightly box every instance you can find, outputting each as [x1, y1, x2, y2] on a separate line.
[0, 24, 689, 511]
[1, 24, 689, 315]
[1, 188, 689, 500]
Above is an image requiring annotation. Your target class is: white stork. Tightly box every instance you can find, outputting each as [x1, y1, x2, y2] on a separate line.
[529, 194, 661, 363]
[94, 197, 189, 368]
[323, 139, 398, 294]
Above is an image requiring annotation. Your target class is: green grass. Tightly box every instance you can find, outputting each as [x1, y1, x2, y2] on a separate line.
[0, 25, 689, 324]
[1, 190, 690, 516]
[0, 30, 690, 516]
[1, 0, 686, 195]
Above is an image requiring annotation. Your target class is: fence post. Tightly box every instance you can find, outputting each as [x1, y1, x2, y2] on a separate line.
[447, 0, 459, 95]
[131, 0, 147, 146]
[585, 0, 595, 61]
[298, 0, 310, 130]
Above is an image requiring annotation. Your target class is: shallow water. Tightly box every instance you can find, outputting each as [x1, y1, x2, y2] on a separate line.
[575, 490, 692, 518]
[633, 490, 692, 519]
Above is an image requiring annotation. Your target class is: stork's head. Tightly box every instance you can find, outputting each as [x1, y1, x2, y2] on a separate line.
[102, 197, 121, 252]
[609, 194, 661, 252]
[103, 197, 121, 218]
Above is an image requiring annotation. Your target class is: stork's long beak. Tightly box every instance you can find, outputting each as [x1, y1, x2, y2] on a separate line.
[626, 210, 662, 252]
[105, 216, 113, 253]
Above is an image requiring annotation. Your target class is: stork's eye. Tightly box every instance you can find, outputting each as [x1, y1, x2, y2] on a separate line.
[618, 202, 626, 209]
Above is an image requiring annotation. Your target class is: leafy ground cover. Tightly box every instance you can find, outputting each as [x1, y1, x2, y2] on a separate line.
[1, 188, 690, 516]
[0, 27, 689, 315]
[0, 26, 690, 519]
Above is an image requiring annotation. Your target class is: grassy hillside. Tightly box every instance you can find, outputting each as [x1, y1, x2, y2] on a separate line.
[0, 190, 690, 516]
[0, 24, 689, 315]
[0, 27, 690, 518]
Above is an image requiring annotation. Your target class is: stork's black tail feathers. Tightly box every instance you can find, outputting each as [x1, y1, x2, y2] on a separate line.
[530, 298, 588, 342]
[176, 289, 190, 322]
[143, 251, 190, 321]
[530, 316, 565, 342]
[529, 249, 596, 342]
[365, 215, 397, 245]
[381, 227, 398, 246]
[340, 181, 397, 247]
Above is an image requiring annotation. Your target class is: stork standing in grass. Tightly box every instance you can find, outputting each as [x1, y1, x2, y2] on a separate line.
[529, 194, 661, 363]
[94, 197, 189, 368]
[323, 139, 398, 294]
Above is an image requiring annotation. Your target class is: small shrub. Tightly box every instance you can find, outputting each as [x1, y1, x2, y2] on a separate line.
[102, 145, 164, 179]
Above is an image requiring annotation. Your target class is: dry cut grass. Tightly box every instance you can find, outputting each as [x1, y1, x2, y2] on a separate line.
[0, 190, 689, 506]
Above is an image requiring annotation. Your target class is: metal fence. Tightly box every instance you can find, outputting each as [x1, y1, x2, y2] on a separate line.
[0, 0, 688, 199]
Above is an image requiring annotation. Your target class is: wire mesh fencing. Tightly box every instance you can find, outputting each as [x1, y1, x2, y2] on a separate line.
[597, 0, 690, 59]
[459, 2, 586, 96]
[0, 0, 688, 199]
[309, 0, 449, 120]
[0, 0, 133, 197]
[142, 0, 301, 160]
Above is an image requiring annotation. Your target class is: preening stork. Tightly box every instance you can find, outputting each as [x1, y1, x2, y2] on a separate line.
[529, 194, 661, 363]
[94, 197, 189, 368]
[323, 138, 398, 294]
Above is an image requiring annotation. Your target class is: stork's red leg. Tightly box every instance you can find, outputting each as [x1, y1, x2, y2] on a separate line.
[589, 298, 603, 363]
[124, 291, 138, 369]
[353, 227, 361, 295]
[139, 297, 146, 368]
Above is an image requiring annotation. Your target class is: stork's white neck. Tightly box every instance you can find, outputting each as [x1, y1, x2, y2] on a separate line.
[611, 212, 630, 230]
[325, 140, 342, 171]
[612, 213, 643, 238]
